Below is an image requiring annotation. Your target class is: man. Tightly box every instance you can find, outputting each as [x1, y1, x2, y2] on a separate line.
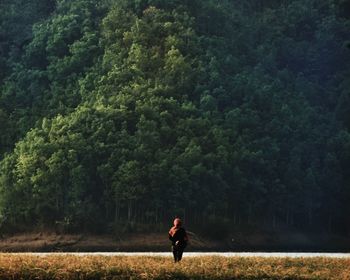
[168, 217, 188, 262]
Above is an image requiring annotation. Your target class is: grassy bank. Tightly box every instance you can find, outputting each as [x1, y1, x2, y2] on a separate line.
[0, 232, 213, 252]
[0, 254, 349, 279]
[1, 232, 349, 252]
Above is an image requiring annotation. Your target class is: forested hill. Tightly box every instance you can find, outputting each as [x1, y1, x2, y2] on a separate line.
[0, 0, 349, 236]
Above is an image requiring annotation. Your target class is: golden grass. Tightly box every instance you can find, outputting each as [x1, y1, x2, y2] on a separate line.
[0, 254, 348, 279]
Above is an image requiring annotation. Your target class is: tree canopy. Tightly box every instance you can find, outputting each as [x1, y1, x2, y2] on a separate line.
[0, 0, 349, 235]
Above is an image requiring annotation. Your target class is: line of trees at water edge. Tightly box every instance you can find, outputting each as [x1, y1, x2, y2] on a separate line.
[0, 0, 350, 236]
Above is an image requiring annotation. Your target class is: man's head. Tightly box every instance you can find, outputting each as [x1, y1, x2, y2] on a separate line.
[173, 218, 182, 227]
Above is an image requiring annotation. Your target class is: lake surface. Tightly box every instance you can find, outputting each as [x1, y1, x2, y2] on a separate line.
[12, 252, 350, 258]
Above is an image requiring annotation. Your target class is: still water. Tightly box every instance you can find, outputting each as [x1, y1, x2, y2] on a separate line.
[13, 252, 350, 258]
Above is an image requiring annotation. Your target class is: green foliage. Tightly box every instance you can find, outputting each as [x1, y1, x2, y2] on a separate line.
[0, 0, 349, 234]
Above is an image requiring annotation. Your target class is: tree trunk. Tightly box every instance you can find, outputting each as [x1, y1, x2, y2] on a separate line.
[115, 199, 120, 222]
[127, 200, 132, 222]
[248, 203, 253, 225]
[328, 212, 333, 233]
[272, 212, 276, 229]
[290, 211, 294, 226]
[155, 207, 158, 224]
[308, 201, 313, 227]
[183, 208, 186, 225]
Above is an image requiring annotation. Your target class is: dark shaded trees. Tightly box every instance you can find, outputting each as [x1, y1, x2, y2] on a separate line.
[0, 0, 349, 235]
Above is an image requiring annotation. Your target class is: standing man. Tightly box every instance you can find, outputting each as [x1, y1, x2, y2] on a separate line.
[168, 217, 188, 262]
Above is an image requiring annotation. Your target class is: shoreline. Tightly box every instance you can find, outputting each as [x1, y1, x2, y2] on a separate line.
[5, 252, 350, 258]
[0, 232, 349, 253]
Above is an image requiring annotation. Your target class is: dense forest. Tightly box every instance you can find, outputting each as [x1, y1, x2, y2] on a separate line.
[0, 0, 349, 236]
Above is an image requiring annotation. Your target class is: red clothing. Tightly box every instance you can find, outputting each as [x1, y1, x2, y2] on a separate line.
[169, 224, 188, 262]
[169, 226, 188, 245]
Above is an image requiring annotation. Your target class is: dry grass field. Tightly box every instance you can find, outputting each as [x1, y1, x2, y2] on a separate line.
[0, 254, 349, 279]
